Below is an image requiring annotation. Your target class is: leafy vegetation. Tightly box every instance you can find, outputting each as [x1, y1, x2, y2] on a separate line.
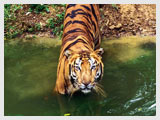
[28, 4, 50, 13]
[112, 4, 118, 10]
[4, 4, 23, 39]
[4, 4, 156, 39]
[4, 4, 66, 39]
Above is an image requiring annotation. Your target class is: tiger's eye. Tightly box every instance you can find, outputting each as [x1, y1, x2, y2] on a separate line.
[75, 66, 80, 71]
[96, 72, 100, 76]
[91, 65, 96, 70]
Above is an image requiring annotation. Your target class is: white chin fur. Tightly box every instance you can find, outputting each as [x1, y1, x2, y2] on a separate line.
[81, 89, 91, 94]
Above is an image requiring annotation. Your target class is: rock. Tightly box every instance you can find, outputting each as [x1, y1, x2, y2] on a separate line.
[26, 12, 31, 16]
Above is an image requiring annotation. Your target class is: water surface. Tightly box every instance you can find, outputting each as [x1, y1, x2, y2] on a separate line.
[4, 36, 156, 116]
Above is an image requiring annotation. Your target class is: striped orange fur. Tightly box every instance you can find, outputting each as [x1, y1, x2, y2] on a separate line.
[54, 4, 104, 95]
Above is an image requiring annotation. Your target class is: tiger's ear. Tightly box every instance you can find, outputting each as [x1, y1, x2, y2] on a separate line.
[64, 50, 72, 58]
[95, 48, 104, 56]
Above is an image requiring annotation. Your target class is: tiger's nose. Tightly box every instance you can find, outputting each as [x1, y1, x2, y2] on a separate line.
[82, 81, 90, 86]
[81, 82, 92, 89]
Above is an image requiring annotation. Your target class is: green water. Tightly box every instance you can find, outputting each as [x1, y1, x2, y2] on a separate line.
[4, 36, 156, 116]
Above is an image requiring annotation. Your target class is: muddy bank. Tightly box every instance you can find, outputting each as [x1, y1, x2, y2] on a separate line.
[4, 4, 156, 39]
[100, 4, 156, 38]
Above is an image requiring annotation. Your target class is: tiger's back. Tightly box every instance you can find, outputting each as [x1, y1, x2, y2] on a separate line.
[62, 4, 101, 53]
[55, 4, 105, 96]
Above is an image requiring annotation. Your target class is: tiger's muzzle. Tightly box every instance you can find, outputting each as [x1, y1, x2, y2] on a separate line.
[79, 83, 94, 94]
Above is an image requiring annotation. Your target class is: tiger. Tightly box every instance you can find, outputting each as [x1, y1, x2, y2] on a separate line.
[54, 4, 105, 96]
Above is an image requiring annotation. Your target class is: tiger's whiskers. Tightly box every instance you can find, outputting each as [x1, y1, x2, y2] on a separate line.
[70, 89, 76, 97]
[94, 83, 107, 97]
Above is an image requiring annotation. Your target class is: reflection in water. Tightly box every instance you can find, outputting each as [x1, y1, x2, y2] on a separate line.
[4, 36, 156, 116]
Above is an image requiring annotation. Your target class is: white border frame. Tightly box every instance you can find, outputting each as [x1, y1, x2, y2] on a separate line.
[1, 0, 159, 120]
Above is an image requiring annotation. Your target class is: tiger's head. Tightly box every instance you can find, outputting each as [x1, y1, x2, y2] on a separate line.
[64, 48, 104, 95]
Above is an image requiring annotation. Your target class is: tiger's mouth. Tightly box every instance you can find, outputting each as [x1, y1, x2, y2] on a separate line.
[79, 83, 94, 94]
[71, 74, 98, 94]
[81, 89, 91, 94]
[70, 73, 94, 94]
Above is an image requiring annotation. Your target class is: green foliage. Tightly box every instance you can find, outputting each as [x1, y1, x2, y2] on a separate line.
[52, 26, 63, 37]
[112, 4, 118, 10]
[28, 27, 34, 32]
[46, 18, 55, 28]
[28, 4, 50, 13]
[56, 12, 65, 24]
[46, 11, 65, 37]
[35, 23, 41, 30]
[55, 12, 65, 37]
[51, 4, 66, 8]
[4, 4, 22, 22]
[27, 23, 42, 33]
[4, 4, 66, 39]
[4, 5, 11, 22]
[4, 4, 23, 39]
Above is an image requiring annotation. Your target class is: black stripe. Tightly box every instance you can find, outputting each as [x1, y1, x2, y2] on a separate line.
[90, 5, 98, 22]
[65, 13, 71, 19]
[72, 21, 94, 41]
[57, 59, 62, 74]
[62, 35, 77, 46]
[73, 20, 91, 29]
[63, 21, 72, 30]
[89, 31, 94, 41]
[100, 63, 103, 80]
[63, 57, 70, 93]
[71, 64, 76, 87]
[81, 5, 91, 11]
[64, 39, 88, 52]
[84, 44, 90, 50]
[71, 76, 75, 85]
[63, 23, 94, 42]
[92, 20, 97, 32]
[76, 12, 91, 18]
[66, 4, 76, 9]
[82, 15, 97, 32]
[95, 64, 102, 82]
[65, 7, 96, 33]
[94, 44, 100, 50]
[94, 37, 99, 47]
[69, 64, 71, 76]
[78, 10, 96, 32]
[80, 13, 96, 32]
[63, 57, 67, 82]
[65, 9, 92, 20]
[65, 9, 85, 19]
[63, 28, 86, 38]
[100, 63, 102, 74]
[65, 12, 91, 20]
[64, 84, 68, 94]
[64, 20, 92, 31]
[83, 16, 92, 25]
